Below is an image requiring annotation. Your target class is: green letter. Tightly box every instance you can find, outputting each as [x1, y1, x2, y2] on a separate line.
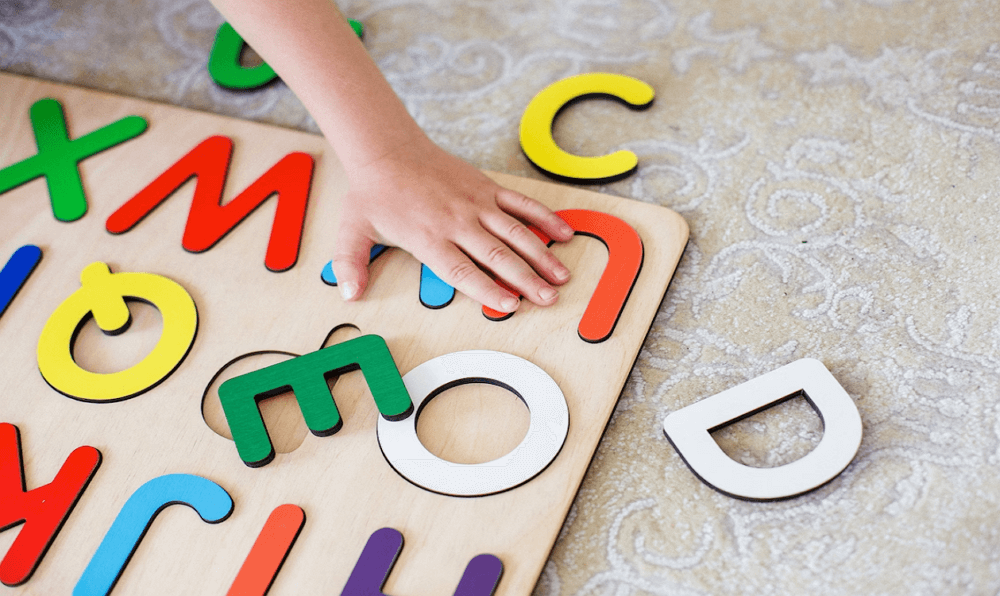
[0, 99, 147, 222]
[218, 335, 412, 467]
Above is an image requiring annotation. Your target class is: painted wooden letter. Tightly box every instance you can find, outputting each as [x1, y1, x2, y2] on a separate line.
[227, 504, 305, 596]
[322, 246, 456, 308]
[483, 209, 644, 343]
[36, 262, 199, 402]
[519, 73, 654, 183]
[0, 423, 101, 587]
[0, 245, 42, 319]
[105, 136, 314, 272]
[0, 98, 147, 221]
[377, 351, 568, 496]
[342, 528, 503, 596]
[209, 21, 363, 90]
[662, 358, 864, 501]
[218, 335, 413, 467]
[74, 474, 233, 596]
[208, 23, 278, 90]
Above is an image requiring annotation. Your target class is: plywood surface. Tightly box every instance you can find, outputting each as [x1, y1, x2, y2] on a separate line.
[0, 73, 687, 595]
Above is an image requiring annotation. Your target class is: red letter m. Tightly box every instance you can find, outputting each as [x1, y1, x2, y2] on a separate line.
[106, 136, 314, 272]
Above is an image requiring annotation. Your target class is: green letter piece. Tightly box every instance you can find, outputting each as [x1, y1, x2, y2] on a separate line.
[209, 20, 363, 90]
[218, 335, 412, 468]
[208, 23, 276, 90]
[0, 99, 148, 222]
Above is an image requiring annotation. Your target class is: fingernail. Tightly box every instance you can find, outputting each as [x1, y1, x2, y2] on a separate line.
[554, 266, 570, 282]
[500, 296, 519, 312]
[539, 287, 558, 302]
[340, 281, 358, 301]
[559, 222, 574, 237]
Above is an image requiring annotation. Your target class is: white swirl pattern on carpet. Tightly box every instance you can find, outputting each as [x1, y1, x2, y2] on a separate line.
[3, 0, 1000, 593]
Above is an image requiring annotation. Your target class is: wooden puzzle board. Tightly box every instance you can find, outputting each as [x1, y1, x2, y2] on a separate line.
[0, 73, 688, 595]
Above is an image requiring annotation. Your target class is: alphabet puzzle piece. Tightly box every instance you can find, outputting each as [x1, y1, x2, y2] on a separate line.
[483, 209, 644, 343]
[322, 247, 456, 309]
[0, 424, 101, 587]
[377, 350, 569, 497]
[0, 99, 147, 222]
[0, 245, 42, 319]
[227, 504, 305, 596]
[343, 528, 502, 596]
[662, 358, 863, 501]
[519, 73, 654, 183]
[218, 334, 413, 467]
[106, 136, 314, 272]
[75, 474, 233, 596]
[36, 262, 198, 403]
[209, 20, 364, 90]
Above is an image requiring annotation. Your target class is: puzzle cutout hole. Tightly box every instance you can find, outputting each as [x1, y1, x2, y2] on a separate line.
[416, 382, 531, 465]
[73, 300, 162, 374]
[709, 390, 824, 469]
[202, 351, 307, 454]
[320, 323, 363, 350]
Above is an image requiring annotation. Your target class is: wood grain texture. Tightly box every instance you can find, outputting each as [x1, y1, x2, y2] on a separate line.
[0, 72, 688, 595]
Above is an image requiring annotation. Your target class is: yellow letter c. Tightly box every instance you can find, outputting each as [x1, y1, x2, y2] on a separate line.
[519, 73, 654, 183]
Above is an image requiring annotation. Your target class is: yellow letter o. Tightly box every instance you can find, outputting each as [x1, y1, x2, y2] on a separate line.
[519, 73, 654, 183]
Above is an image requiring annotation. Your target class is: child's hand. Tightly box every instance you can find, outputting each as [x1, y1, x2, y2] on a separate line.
[331, 135, 575, 313]
[206, 0, 573, 312]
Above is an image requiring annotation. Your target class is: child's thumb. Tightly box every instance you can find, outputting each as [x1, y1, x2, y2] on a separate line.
[331, 229, 374, 301]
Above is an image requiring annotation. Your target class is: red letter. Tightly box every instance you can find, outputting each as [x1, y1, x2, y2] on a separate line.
[106, 136, 314, 272]
[0, 423, 101, 586]
[227, 504, 305, 596]
[483, 209, 644, 343]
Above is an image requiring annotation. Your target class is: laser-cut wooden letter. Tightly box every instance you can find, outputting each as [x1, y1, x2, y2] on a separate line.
[74, 474, 233, 596]
[227, 504, 305, 596]
[105, 136, 314, 272]
[483, 209, 644, 343]
[519, 73, 654, 183]
[342, 528, 503, 596]
[0, 423, 101, 587]
[0, 245, 42, 319]
[0, 98, 147, 222]
[36, 262, 198, 402]
[377, 350, 568, 496]
[209, 21, 363, 90]
[218, 335, 413, 467]
[322, 247, 456, 309]
[662, 358, 864, 501]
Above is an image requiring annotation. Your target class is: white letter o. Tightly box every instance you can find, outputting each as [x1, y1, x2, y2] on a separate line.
[377, 350, 569, 497]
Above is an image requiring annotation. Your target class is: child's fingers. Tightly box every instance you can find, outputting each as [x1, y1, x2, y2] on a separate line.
[494, 188, 575, 242]
[452, 228, 560, 307]
[420, 241, 526, 314]
[330, 224, 375, 301]
[478, 210, 570, 287]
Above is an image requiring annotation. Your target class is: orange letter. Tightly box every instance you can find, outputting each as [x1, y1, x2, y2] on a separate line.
[227, 505, 305, 596]
[483, 209, 643, 343]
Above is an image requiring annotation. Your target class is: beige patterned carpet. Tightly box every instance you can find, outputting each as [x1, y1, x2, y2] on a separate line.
[5, 0, 1000, 594]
